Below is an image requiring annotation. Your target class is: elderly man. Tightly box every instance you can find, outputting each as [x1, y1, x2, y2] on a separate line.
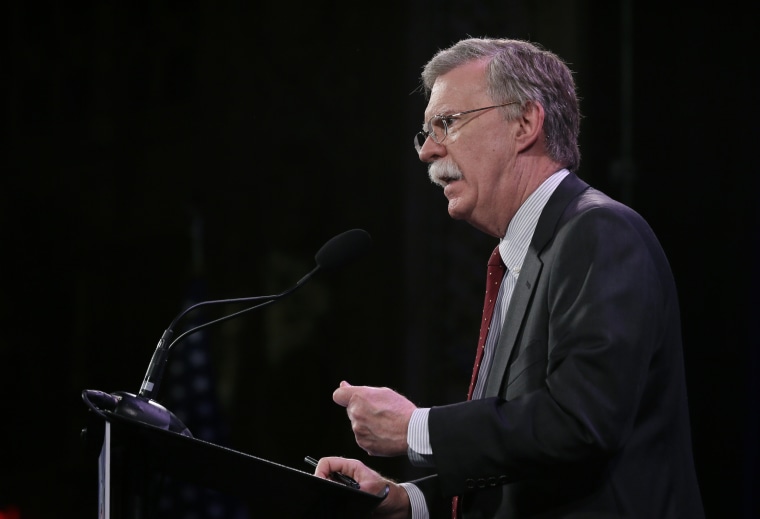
[315, 38, 704, 519]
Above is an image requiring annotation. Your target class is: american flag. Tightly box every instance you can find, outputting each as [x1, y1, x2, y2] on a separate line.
[153, 275, 250, 519]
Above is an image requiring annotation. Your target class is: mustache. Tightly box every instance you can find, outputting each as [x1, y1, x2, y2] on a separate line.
[428, 159, 463, 187]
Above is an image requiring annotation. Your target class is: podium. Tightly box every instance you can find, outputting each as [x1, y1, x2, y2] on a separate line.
[82, 409, 385, 518]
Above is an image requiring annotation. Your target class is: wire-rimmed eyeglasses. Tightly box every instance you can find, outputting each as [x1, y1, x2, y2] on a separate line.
[413, 102, 518, 152]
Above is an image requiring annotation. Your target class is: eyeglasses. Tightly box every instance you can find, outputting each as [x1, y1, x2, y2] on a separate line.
[413, 102, 518, 152]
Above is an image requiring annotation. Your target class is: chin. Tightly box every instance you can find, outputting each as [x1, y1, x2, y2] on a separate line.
[446, 199, 471, 221]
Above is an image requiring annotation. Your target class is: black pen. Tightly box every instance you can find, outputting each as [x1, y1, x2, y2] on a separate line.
[304, 456, 361, 489]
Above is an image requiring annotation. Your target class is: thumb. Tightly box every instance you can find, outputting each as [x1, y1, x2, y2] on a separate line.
[333, 380, 355, 407]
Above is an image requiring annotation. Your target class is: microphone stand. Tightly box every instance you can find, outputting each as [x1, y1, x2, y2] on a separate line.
[82, 266, 320, 437]
[81, 228, 370, 436]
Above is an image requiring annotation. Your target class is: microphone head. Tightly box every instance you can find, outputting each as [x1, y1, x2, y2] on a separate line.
[315, 228, 372, 271]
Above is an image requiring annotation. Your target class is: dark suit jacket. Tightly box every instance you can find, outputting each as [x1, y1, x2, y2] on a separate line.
[414, 173, 704, 518]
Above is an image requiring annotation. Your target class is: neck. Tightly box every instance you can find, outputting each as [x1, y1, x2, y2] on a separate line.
[488, 157, 565, 238]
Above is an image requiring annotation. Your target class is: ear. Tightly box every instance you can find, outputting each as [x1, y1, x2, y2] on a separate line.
[514, 101, 545, 153]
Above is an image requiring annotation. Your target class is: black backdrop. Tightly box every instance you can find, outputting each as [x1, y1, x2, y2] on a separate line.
[3, 1, 757, 518]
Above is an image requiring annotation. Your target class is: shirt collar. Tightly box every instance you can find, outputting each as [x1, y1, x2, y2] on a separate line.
[498, 169, 570, 275]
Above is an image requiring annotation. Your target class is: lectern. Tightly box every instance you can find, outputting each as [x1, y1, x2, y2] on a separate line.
[81, 409, 385, 518]
[79, 230, 380, 517]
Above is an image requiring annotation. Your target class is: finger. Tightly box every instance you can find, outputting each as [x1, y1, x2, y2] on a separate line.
[314, 456, 358, 480]
[314, 456, 339, 479]
[319, 459, 391, 499]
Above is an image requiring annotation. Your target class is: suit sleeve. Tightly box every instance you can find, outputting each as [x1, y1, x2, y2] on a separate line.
[408, 475, 447, 518]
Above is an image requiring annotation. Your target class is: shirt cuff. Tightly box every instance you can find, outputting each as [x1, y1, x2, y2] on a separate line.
[407, 407, 435, 467]
[399, 482, 429, 519]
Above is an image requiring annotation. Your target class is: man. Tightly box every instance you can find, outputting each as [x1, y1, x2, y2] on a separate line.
[314, 38, 704, 519]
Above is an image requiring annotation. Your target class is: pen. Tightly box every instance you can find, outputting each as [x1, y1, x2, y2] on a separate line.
[304, 456, 361, 489]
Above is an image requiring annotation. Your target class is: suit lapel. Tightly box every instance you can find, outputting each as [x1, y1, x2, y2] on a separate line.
[484, 250, 543, 397]
[483, 173, 590, 397]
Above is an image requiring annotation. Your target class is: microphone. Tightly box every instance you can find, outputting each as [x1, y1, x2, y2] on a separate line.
[82, 228, 372, 437]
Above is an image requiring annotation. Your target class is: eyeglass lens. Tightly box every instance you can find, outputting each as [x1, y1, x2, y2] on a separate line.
[414, 116, 448, 151]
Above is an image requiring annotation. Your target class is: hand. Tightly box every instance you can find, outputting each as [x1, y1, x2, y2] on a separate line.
[313, 456, 411, 519]
[333, 381, 416, 457]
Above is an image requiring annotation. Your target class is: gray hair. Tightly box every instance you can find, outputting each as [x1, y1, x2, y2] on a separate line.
[421, 38, 581, 172]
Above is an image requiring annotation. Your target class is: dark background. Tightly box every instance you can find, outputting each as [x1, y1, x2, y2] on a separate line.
[3, 1, 758, 518]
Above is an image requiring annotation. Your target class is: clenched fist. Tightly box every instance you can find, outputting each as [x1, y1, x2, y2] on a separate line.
[333, 381, 417, 457]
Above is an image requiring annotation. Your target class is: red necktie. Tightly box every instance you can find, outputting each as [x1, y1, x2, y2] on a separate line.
[467, 246, 507, 400]
[453, 246, 507, 519]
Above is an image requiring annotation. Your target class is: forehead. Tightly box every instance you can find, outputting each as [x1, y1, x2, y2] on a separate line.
[425, 59, 491, 118]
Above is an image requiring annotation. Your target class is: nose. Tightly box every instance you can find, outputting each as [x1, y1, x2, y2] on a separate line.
[417, 135, 447, 163]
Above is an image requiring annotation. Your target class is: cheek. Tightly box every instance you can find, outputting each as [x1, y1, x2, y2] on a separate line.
[463, 133, 502, 163]
[451, 131, 509, 185]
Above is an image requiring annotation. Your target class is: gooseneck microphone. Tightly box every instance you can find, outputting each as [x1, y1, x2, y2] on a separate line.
[82, 228, 372, 436]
